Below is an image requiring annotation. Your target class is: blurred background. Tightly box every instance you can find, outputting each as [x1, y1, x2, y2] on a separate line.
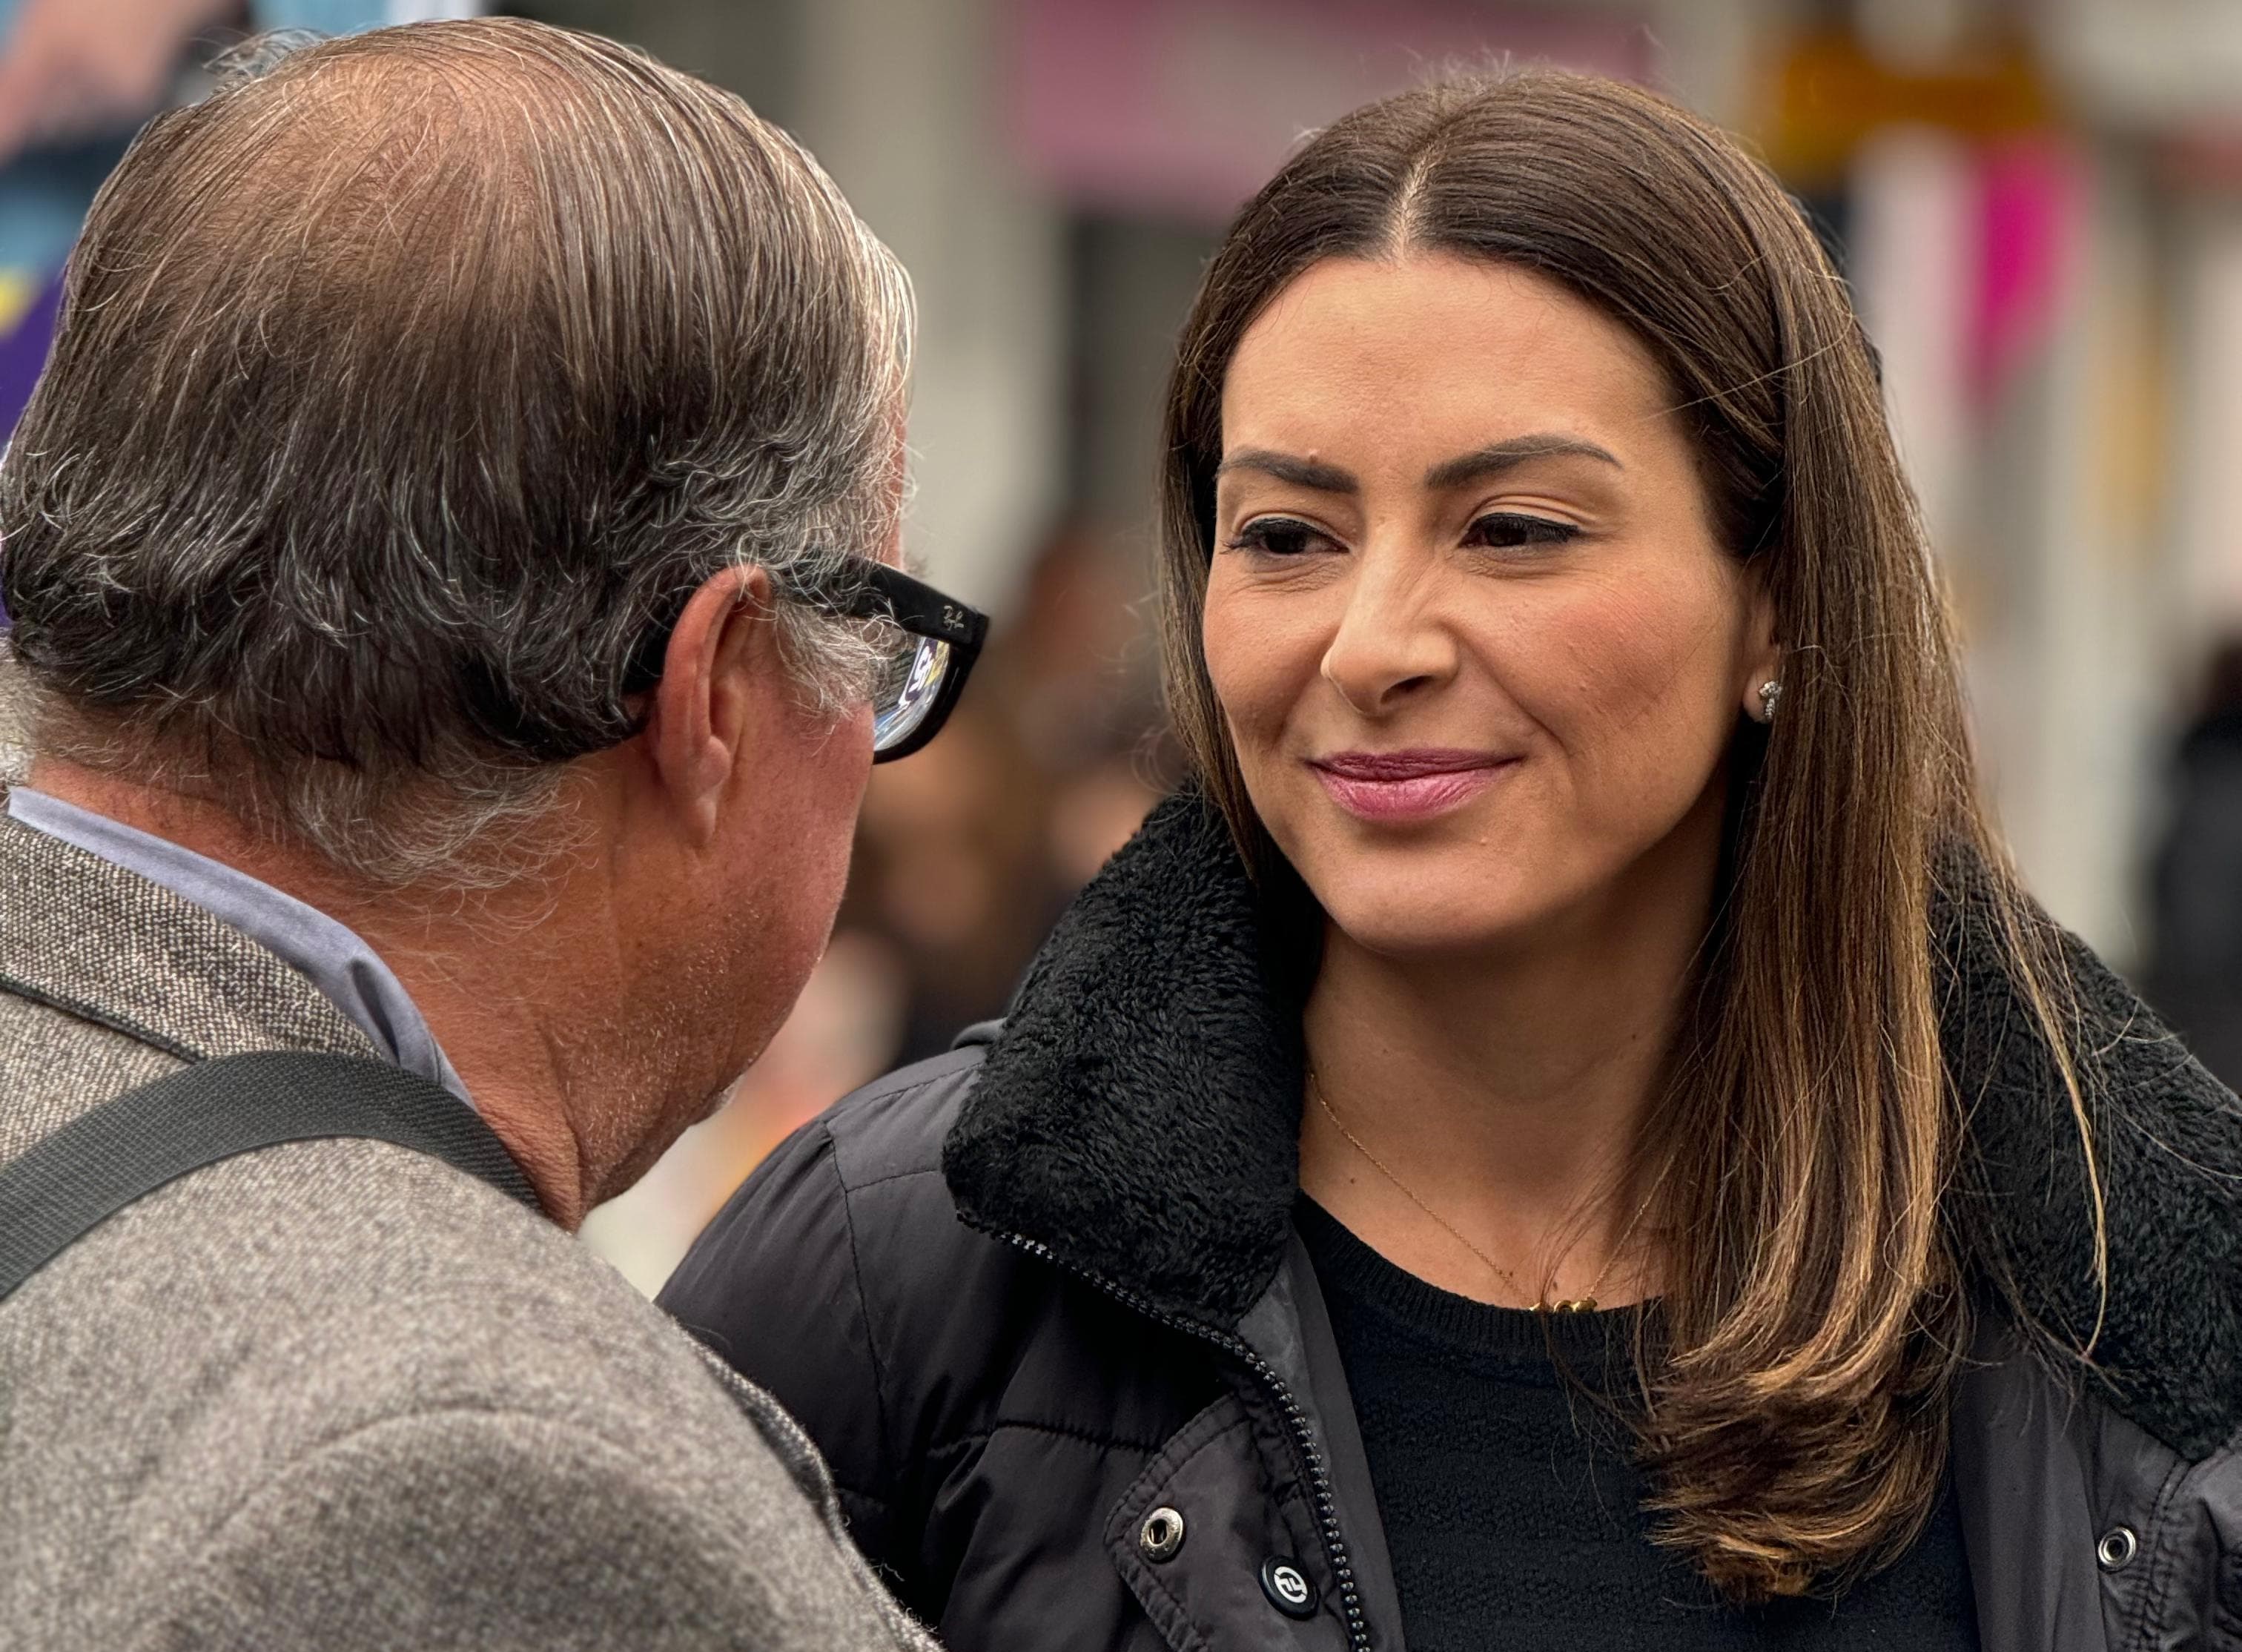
[7, 0, 2242, 1289]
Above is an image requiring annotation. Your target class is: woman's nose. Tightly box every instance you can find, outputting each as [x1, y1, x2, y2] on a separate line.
[1317, 552, 1458, 717]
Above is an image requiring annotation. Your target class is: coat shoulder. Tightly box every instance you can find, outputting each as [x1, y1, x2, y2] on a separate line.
[660, 1038, 1031, 1536]
[662, 1033, 1228, 1632]
[664, 1034, 996, 1326]
[822, 1037, 991, 1195]
[1, 1130, 891, 1648]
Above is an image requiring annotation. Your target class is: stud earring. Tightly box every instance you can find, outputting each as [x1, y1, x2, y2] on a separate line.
[1757, 680, 1783, 724]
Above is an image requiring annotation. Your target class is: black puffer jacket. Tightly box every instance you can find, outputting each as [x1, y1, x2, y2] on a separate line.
[663, 794, 2242, 1652]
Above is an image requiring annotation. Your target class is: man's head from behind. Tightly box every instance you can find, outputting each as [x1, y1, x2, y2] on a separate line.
[0, 20, 914, 1209]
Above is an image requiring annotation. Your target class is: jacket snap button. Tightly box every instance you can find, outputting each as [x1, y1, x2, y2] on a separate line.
[1260, 1556, 1318, 1618]
[1138, 1506, 1186, 1563]
[2096, 1526, 2138, 1570]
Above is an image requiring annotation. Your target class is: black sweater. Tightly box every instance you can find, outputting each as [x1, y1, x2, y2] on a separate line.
[1297, 1198, 1981, 1651]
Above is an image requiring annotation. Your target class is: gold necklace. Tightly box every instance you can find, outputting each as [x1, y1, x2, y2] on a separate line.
[1307, 1069, 1651, 1314]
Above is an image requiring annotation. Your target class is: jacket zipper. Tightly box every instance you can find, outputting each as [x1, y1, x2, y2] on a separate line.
[990, 1229, 1373, 1652]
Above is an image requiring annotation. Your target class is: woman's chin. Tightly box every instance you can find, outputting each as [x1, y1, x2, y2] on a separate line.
[1314, 884, 1549, 962]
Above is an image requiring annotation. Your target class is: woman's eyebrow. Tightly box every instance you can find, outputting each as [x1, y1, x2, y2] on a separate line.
[1424, 435, 1624, 489]
[1214, 449, 1358, 492]
[1215, 437, 1622, 495]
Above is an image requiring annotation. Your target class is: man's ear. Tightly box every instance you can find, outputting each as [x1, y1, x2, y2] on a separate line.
[640, 566, 777, 844]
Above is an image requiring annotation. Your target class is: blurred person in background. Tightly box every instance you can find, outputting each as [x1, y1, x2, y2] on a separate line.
[849, 523, 1168, 1063]
[851, 696, 1054, 1063]
[667, 70, 2242, 1652]
[0, 19, 971, 1648]
[0, 0, 474, 435]
[2150, 636, 2242, 1088]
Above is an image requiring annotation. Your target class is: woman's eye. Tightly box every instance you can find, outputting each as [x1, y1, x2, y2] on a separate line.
[1466, 512, 1580, 550]
[1223, 517, 1336, 558]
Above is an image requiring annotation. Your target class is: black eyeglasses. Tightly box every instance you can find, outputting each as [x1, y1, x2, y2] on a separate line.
[622, 558, 989, 763]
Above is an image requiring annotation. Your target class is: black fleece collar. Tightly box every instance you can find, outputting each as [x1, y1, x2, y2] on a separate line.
[944, 793, 2242, 1458]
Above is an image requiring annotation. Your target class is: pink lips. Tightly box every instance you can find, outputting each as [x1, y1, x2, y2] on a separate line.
[1309, 749, 1515, 822]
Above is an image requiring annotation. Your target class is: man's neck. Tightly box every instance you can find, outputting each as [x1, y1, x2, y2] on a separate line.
[25, 758, 604, 1226]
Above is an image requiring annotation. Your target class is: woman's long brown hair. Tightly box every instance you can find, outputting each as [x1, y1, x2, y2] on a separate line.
[1154, 70, 2101, 1602]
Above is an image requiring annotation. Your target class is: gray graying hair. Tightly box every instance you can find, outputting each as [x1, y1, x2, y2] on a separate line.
[0, 18, 913, 889]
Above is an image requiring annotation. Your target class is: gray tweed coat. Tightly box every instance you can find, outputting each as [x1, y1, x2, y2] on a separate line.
[0, 808, 934, 1652]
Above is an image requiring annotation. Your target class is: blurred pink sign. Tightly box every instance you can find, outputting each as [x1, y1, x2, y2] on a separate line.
[1972, 139, 2080, 409]
[1011, 0, 1651, 222]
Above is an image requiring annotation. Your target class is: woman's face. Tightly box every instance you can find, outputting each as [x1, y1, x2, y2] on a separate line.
[1203, 254, 1775, 959]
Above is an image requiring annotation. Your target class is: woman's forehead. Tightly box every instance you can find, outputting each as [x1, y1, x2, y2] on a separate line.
[1219, 254, 1682, 478]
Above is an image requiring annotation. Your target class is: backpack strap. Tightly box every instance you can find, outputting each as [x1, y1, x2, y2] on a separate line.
[0, 1049, 540, 1304]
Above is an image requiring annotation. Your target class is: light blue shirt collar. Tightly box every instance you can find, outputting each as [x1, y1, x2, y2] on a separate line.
[6, 787, 472, 1106]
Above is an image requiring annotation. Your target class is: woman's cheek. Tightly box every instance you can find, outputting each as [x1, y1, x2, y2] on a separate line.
[1519, 580, 1741, 805]
[1206, 598, 1310, 753]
